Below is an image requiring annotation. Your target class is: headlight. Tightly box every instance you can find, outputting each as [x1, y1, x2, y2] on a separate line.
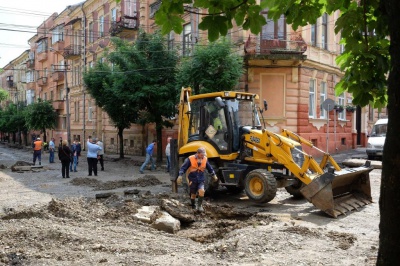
[367, 143, 374, 149]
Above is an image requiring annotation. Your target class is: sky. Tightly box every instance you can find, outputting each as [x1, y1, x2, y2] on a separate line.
[0, 0, 82, 68]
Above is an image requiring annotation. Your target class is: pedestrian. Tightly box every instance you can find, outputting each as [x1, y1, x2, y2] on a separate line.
[140, 140, 157, 174]
[176, 147, 218, 212]
[96, 139, 104, 171]
[32, 137, 43, 166]
[165, 137, 171, 172]
[58, 140, 72, 178]
[49, 138, 55, 163]
[69, 139, 78, 172]
[58, 137, 63, 148]
[86, 137, 102, 176]
[76, 141, 82, 165]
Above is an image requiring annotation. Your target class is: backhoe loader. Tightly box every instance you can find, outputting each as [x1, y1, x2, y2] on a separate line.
[169, 87, 373, 218]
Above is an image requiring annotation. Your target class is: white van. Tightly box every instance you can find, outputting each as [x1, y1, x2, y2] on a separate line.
[366, 118, 388, 159]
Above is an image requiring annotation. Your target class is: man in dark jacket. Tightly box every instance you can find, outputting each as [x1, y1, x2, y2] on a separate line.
[177, 147, 218, 212]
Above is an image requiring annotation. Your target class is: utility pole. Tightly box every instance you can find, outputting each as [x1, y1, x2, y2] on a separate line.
[64, 60, 71, 145]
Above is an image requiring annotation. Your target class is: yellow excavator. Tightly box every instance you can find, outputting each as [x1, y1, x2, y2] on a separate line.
[169, 87, 373, 218]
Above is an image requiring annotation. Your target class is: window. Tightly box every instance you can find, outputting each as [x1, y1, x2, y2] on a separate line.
[89, 22, 94, 43]
[52, 25, 64, 44]
[321, 13, 328, 49]
[309, 79, 316, 118]
[319, 81, 327, 118]
[338, 93, 345, 120]
[311, 24, 317, 46]
[182, 23, 191, 56]
[262, 14, 285, 40]
[50, 90, 53, 101]
[59, 87, 65, 101]
[88, 102, 93, 121]
[89, 61, 94, 69]
[74, 101, 79, 121]
[26, 71, 35, 82]
[37, 39, 47, 53]
[44, 93, 47, 101]
[111, 8, 117, 22]
[368, 104, 374, 122]
[130, 139, 134, 147]
[168, 31, 175, 50]
[99, 16, 104, 37]
[111, 138, 114, 145]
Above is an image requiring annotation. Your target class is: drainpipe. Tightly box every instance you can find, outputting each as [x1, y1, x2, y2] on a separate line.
[81, 3, 87, 150]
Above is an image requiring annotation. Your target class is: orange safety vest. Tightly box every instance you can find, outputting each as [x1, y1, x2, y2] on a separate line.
[34, 141, 43, 151]
[188, 155, 207, 173]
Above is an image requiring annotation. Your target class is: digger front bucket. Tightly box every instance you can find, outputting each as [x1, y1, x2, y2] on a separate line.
[300, 164, 373, 218]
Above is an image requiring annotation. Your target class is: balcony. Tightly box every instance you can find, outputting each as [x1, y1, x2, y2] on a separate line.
[110, 15, 139, 38]
[52, 100, 64, 110]
[26, 59, 35, 69]
[52, 72, 64, 82]
[37, 77, 48, 86]
[63, 44, 82, 59]
[244, 35, 307, 64]
[38, 52, 48, 62]
[52, 41, 64, 52]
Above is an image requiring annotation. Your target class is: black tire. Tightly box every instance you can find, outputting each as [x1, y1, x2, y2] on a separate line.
[368, 155, 374, 160]
[245, 169, 277, 203]
[285, 179, 306, 199]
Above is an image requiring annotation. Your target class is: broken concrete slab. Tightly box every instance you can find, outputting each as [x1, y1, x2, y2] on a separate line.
[161, 198, 195, 223]
[133, 205, 160, 224]
[152, 211, 181, 234]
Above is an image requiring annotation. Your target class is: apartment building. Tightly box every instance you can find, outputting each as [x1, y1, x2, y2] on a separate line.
[0, 0, 386, 156]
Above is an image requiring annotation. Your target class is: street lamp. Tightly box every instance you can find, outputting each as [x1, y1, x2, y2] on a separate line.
[49, 47, 71, 145]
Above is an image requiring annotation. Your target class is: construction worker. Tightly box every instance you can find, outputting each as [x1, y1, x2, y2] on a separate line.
[176, 147, 218, 212]
[33, 137, 43, 165]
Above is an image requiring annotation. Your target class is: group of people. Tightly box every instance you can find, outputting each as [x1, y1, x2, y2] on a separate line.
[32, 135, 104, 179]
[34, 135, 214, 212]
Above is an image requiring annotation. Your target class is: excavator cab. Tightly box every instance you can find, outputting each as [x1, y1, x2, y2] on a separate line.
[185, 94, 261, 156]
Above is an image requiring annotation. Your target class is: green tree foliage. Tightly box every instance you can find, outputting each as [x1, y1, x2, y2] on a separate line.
[154, 0, 269, 42]
[84, 32, 178, 160]
[25, 99, 58, 143]
[176, 38, 243, 94]
[153, 0, 399, 263]
[0, 88, 8, 102]
[0, 103, 28, 144]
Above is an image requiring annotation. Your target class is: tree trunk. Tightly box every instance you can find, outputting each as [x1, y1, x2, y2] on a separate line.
[118, 127, 124, 159]
[377, 0, 400, 264]
[42, 128, 47, 143]
[155, 121, 163, 163]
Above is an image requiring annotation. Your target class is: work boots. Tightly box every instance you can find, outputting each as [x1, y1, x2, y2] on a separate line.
[190, 199, 196, 209]
[196, 197, 204, 212]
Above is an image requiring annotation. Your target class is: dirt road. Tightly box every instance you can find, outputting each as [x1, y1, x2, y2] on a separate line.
[0, 144, 379, 265]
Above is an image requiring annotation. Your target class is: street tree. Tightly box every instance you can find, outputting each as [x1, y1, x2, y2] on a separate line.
[1, 103, 27, 144]
[153, 0, 399, 264]
[84, 32, 178, 160]
[25, 99, 58, 143]
[176, 38, 243, 94]
[0, 88, 8, 102]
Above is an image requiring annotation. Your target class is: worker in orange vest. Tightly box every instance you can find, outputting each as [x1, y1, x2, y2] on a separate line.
[33, 137, 43, 166]
[177, 147, 218, 212]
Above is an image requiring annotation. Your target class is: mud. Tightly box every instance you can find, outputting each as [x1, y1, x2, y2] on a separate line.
[0, 144, 380, 265]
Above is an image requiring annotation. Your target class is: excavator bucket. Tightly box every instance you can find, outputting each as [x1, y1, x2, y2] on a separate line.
[300, 163, 373, 218]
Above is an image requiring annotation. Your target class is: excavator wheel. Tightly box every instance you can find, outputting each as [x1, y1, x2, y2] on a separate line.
[245, 169, 277, 203]
[285, 179, 306, 199]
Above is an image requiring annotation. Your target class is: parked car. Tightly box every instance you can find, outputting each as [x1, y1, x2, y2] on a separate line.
[366, 118, 388, 160]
